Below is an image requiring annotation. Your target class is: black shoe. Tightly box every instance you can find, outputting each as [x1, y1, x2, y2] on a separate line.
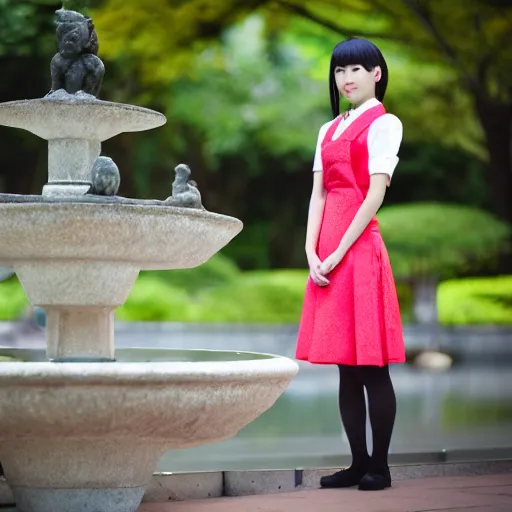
[320, 465, 368, 489]
[357, 469, 392, 491]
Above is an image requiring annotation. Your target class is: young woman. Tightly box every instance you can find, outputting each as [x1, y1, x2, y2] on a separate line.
[296, 38, 406, 491]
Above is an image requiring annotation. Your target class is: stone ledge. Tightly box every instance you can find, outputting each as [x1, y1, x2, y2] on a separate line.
[228, 460, 512, 497]
[224, 470, 296, 496]
[1, 459, 511, 505]
[143, 472, 223, 502]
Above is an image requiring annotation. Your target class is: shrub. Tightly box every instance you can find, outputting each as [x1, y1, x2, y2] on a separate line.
[1, 268, 511, 326]
[194, 269, 308, 323]
[378, 202, 510, 280]
[437, 275, 512, 325]
[118, 269, 414, 324]
[138, 253, 240, 294]
[0, 277, 29, 320]
[116, 277, 193, 321]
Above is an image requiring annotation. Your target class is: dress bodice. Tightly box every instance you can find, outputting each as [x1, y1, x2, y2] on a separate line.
[321, 104, 386, 201]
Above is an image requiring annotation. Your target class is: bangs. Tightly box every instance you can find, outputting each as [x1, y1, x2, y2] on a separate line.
[331, 38, 383, 70]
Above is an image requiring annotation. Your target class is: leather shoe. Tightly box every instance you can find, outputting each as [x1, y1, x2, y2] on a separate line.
[358, 469, 392, 491]
[320, 465, 368, 489]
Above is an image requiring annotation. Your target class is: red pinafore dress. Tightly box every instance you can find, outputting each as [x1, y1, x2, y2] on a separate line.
[296, 104, 406, 367]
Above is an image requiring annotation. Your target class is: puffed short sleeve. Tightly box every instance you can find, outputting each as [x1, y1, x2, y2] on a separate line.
[367, 114, 403, 185]
[312, 122, 332, 172]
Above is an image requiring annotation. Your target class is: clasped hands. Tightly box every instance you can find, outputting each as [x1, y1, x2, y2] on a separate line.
[307, 249, 345, 287]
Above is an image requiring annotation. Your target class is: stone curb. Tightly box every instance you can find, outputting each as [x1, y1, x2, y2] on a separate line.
[1, 459, 511, 505]
[143, 471, 223, 502]
[223, 460, 512, 497]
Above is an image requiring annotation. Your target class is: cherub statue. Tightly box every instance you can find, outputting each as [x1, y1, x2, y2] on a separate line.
[164, 164, 203, 209]
[47, 9, 105, 98]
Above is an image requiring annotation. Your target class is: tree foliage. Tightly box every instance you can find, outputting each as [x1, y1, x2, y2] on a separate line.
[90, 0, 512, 223]
[0, 0, 509, 270]
[91, 0, 268, 84]
[378, 202, 511, 279]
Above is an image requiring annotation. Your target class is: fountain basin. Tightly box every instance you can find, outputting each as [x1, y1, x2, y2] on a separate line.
[0, 348, 299, 512]
[0, 97, 166, 141]
[0, 202, 242, 304]
[0, 202, 241, 270]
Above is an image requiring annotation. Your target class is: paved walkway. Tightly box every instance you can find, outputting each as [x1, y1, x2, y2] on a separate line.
[140, 473, 512, 511]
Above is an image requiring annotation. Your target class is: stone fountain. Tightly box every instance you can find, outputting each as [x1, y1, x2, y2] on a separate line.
[0, 8, 298, 512]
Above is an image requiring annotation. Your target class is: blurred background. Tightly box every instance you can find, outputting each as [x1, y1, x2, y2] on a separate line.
[0, 0, 511, 471]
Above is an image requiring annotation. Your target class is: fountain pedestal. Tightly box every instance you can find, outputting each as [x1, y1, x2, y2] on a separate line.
[14, 260, 140, 361]
[44, 139, 101, 197]
[45, 307, 115, 361]
[3, 440, 155, 512]
[0, 96, 165, 198]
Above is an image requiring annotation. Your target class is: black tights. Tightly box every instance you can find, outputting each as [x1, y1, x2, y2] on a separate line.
[337, 364, 396, 473]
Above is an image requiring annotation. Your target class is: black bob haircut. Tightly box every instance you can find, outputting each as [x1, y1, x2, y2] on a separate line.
[329, 38, 389, 119]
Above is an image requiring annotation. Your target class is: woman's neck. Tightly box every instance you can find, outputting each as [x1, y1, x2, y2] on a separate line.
[352, 96, 377, 110]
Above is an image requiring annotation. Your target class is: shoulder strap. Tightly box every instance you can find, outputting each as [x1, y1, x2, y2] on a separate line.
[342, 104, 386, 141]
[321, 116, 343, 148]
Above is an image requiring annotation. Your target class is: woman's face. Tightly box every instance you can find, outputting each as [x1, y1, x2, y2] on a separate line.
[334, 63, 381, 107]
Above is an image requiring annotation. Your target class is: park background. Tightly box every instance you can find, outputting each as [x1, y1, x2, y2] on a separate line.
[0, 0, 511, 472]
[0, 0, 511, 328]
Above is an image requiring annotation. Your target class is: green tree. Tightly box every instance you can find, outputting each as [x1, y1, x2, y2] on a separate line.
[92, 0, 512, 225]
[378, 202, 510, 323]
[0, 0, 504, 271]
[160, 17, 328, 268]
[0, 0, 58, 194]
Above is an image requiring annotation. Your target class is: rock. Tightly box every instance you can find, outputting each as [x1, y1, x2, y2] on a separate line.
[414, 350, 453, 372]
[89, 156, 120, 196]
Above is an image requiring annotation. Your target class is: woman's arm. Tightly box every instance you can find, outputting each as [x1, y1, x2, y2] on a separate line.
[305, 171, 327, 258]
[328, 173, 387, 257]
[306, 171, 330, 286]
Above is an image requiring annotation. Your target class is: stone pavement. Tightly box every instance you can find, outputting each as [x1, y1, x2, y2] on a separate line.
[140, 473, 512, 511]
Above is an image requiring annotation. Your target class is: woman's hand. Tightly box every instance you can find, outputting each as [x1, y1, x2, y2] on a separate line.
[319, 250, 344, 276]
[307, 251, 330, 287]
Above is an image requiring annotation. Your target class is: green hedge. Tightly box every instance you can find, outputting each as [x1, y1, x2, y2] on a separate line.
[116, 277, 193, 322]
[188, 270, 308, 323]
[116, 269, 307, 323]
[93, 272, 512, 325]
[139, 253, 240, 294]
[0, 278, 29, 321]
[437, 275, 512, 325]
[378, 203, 511, 279]
[1, 266, 511, 325]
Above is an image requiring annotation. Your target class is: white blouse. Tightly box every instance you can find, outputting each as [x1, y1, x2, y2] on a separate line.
[312, 98, 403, 184]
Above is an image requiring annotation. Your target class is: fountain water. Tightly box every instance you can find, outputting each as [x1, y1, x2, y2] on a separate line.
[0, 8, 298, 512]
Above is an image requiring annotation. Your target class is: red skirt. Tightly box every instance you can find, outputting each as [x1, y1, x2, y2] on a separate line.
[296, 196, 406, 367]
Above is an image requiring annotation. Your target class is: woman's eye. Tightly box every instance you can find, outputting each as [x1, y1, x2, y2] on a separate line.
[352, 67, 360, 72]
[335, 68, 345, 73]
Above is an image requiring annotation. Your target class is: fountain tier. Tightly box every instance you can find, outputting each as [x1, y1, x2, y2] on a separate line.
[0, 97, 166, 197]
[0, 202, 242, 361]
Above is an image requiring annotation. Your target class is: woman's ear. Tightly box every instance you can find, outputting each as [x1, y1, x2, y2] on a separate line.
[374, 66, 382, 83]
